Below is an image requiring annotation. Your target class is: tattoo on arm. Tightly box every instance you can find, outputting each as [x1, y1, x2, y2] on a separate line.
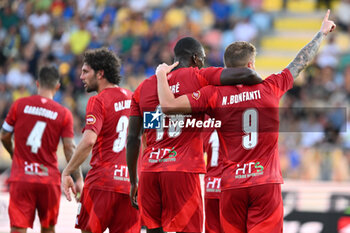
[287, 31, 324, 79]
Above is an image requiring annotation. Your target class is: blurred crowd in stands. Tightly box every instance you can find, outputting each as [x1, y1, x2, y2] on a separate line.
[0, 0, 350, 182]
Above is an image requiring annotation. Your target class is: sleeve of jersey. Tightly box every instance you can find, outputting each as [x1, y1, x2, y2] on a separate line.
[198, 67, 223, 86]
[83, 97, 104, 135]
[130, 84, 142, 117]
[264, 68, 294, 98]
[61, 109, 74, 138]
[186, 86, 217, 113]
[2, 101, 18, 132]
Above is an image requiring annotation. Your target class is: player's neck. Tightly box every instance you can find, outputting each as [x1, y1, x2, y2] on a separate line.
[37, 88, 54, 99]
[97, 81, 117, 93]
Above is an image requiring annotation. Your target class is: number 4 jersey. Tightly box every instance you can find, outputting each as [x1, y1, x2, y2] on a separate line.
[82, 87, 132, 194]
[3, 95, 74, 185]
[187, 69, 294, 190]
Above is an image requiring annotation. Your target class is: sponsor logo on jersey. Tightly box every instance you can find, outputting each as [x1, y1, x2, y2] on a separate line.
[86, 114, 96, 125]
[24, 161, 49, 176]
[113, 165, 130, 181]
[148, 147, 178, 163]
[206, 177, 221, 193]
[192, 90, 200, 100]
[235, 161, 264, 179]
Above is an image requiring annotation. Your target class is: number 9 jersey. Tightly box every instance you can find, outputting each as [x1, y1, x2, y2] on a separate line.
[3, 95, 74, 185]
[187, 69, 294, 190]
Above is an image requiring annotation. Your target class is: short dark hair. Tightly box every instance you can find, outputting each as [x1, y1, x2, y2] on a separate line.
[83, 47, 122, 85]
[174, 37, 203, 59]
[38, 65, 60, 89]
[224, 42, 256, 68]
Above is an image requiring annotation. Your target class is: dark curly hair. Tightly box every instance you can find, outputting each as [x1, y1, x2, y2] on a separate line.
[83, 47, 122, 85]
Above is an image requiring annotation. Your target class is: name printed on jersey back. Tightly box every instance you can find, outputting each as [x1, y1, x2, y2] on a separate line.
[24, 105, 58, 120]
[170, 82, 180, 93]
[222, 90, 261, 106]
[114, 100, 131, 112]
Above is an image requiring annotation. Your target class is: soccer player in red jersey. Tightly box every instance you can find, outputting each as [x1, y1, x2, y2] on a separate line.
[61, 48, 140, 233]
[155, 10, 335, 233]
[202, 128, 224, 233]
[127, 37, 262, 233]
[0, 65, 83, 233]
[202, 126, 224, 233]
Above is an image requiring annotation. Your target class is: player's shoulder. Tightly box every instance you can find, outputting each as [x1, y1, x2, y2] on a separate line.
[118, 86, 133, 98]
[14, 95, 36, 105]
[135, 75, 156, 93]
[265, 68, 293, 81]
[202, 85, 219, 93]
[45, 98, 72, 118]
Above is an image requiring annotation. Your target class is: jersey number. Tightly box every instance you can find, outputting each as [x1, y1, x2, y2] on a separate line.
[26, 121, 47, 154]
[113, 116, 129, 153]
[156, 106, 183, 141]
[208, 130, 219, 167]
[242, 109, 258, 149]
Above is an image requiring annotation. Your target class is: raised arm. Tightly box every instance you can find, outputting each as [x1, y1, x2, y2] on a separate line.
[126, 115, 143, 209]
[287, 9, 336, 79]
[220, 67, 262, 85]
[156, 62, 192, 115]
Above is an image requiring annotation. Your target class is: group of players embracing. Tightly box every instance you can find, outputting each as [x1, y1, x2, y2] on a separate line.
[1, 10, 335, 233]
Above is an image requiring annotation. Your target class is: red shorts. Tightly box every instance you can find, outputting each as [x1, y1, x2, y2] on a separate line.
[75, 188, 140, 233]
[9, 181, 60, 228]
[139, 172, 203, 232]
[220, 183, 283, 233]
[205, 198, 223, 233]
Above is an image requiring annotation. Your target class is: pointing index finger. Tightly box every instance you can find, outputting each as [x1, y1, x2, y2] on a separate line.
[324, 9, 330, 21]
[171, 61, 179, 69]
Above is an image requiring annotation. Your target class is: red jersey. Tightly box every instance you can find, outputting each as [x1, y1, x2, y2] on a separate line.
[3, 95, 74, 185]
[130, 67, 222, 173]
[202, 128, 223, 199]
[83, 87, 132, 194]
[187, 69, 294, 190]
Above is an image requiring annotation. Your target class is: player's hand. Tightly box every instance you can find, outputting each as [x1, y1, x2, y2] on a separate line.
[320, 9, 336, 36]
[62, 170, 76, 202]
[74, 176, 84, 202]
[156, 61, 179, 77]
[130, 183, 139, 210]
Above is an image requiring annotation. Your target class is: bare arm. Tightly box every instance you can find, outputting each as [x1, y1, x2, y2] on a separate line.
[62, 130, 97, 201]
[0, 129, 13, 159]
[126, 116, 143, 209]
[62, 137, 83, 181]
[220, 67, 262, 85]
[156, 62, 192, 115]
[287, 10, 336, 79]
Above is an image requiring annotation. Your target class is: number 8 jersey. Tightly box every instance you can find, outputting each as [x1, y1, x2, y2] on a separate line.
[187, 69, 294, 190]
[3, 95, 74, 185]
